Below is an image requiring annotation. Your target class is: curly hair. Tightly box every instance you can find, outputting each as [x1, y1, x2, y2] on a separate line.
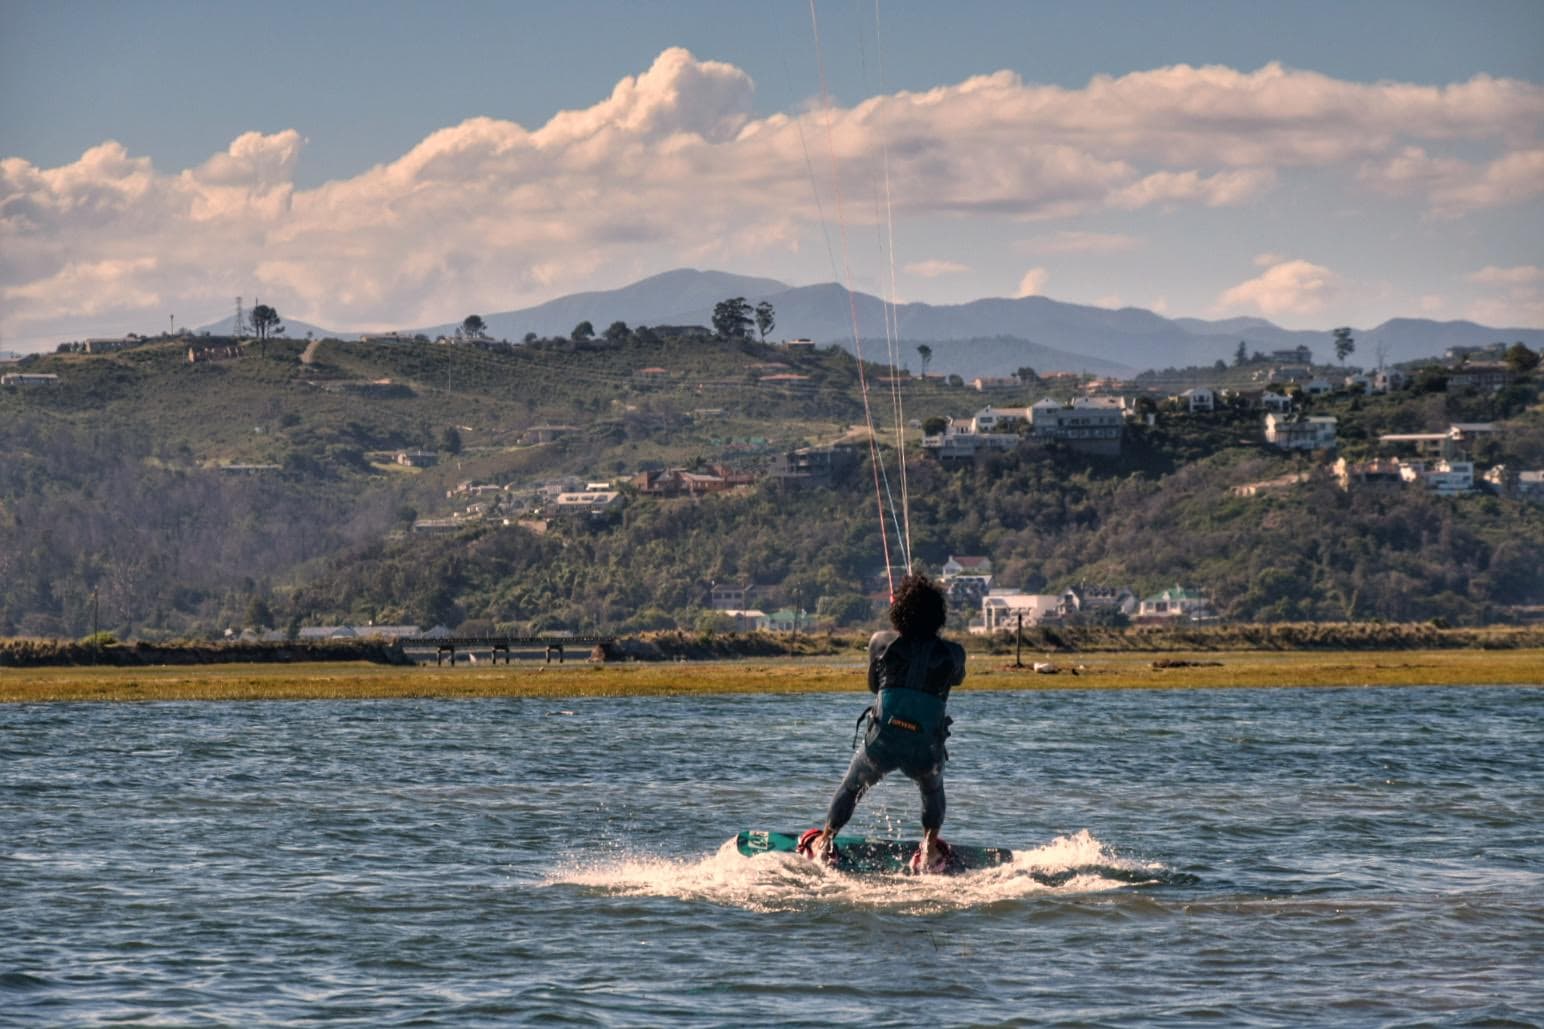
[889, 574, 947, 638]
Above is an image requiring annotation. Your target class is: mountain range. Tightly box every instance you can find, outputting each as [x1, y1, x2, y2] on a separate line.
[200, 268, 1544, 377]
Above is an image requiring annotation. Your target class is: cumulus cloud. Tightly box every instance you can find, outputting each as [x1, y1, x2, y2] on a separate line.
[1015, 267, 1050, 297]
[4, 48, 1542, 344]
[904, 259, 970, 278]
[1216, 258, 1339, 317]
[1361, 146, 1544, 216]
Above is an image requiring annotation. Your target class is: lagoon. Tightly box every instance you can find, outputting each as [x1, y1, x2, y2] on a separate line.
[3, 685, 1541, 1025]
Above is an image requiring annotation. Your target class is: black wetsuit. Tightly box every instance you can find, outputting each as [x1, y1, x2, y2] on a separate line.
[824, 630, 967, 833]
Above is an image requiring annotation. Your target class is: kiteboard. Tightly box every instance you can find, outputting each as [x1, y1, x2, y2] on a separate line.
[736, 829, 1012, 875]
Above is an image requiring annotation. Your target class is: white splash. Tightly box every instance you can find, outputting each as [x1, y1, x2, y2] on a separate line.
[545, 830, 1175, 913]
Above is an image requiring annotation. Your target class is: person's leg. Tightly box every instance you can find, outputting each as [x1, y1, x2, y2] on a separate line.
[913, 762, 945, 833]
[821, 748, 889, 844]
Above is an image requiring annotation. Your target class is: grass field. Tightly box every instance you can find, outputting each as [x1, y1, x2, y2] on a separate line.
[2, 649, 1539, 702]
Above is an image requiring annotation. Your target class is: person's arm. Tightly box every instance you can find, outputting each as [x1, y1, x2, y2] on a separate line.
[867, 630, 897, 693]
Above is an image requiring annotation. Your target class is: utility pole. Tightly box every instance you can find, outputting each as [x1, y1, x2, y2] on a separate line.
[92, 587, 100, 665]
[1014, 612, 1024, 668]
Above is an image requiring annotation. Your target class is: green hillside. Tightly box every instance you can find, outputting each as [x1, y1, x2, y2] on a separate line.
[2, 332, 1541, 638]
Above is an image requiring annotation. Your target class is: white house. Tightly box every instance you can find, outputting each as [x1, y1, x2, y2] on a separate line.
[553, 490, 623, 515]
[1304, 378, 1334, 397]
[978, 591, 1060, 633]
[1137, 587, 1215, 622]
[1265, 413, 1337, 451]
[1179, 388, 1216, 413]
[970, 405, 1025, 433]
[1399, 459, 1474, 494]
[941, 555, 994, 578]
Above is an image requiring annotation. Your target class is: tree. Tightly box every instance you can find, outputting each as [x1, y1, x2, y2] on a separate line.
[754, 301, 775, 341]
[1234, 340, 1248, 367]
[250, 304, 284, 341]
[712, 297, 753, 340]
[1504, 342, 1540, 373]
[462, 314, 486, 339]
[523, 332, 538, 344]
[917, 344, 933, 378]
[1015, 366, 1038, 386]
[605, 321, 631, 343]
[922, 415, 949, 437]
[571, 320, 595, 343]
[1333, 327, 1356, 365]
[439, 425, 463, 455]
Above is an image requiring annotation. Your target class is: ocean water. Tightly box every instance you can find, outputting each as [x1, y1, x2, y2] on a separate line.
[2, 684, 1541, 1026]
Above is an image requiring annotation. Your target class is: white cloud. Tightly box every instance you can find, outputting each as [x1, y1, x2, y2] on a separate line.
[1464, 264, 1544, 326]
[1015, 267, 1050, 297]
[904, 259, 970, 278]
[1019, 231, 1142, 255]
[4, 49, 1542, 345]
[1216, 258, 1339, 317]
[1467, 264, 1543, 287]
[1361, 146, 1544, 216]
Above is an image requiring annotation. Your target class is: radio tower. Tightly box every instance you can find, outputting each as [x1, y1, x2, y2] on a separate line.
[234, 296, 247, 338]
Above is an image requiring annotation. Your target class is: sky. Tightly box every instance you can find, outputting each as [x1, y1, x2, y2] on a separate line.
[2, 0, 1542, 351]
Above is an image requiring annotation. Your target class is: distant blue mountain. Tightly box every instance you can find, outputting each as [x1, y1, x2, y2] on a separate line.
[197, 268, 1543, 375]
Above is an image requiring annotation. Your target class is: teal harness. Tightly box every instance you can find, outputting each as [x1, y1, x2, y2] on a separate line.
[856, 638, 951, 767]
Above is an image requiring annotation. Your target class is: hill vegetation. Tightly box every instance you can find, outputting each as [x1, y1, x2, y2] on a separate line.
[2, 326, 1541, 640]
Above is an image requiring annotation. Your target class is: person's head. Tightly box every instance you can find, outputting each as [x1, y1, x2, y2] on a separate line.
[889, 574, 947, 638]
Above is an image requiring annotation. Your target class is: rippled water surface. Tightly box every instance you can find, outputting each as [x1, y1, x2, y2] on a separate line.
[3, 685, 1542, 1026]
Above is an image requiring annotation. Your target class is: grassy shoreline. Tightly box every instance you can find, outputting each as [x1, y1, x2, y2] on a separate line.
[2, 648, 1539, 702]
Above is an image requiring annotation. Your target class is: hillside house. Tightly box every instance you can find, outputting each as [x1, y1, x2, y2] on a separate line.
[942, 555, 994, 578]
[1028, 397, 1124, 455]
[1446, 363, 1512, 393]
[782, 338, 816, 352]
[945, 575, 993, 612]
[971, 376, 1020, 391]
[1137, 586, 1215, 622]
[1269, 345, 1314, 364]
[552, 490, 624, 516]
[1179, 388, 1216, 413]
[1334, 458, 1403, 490]
[921, 421, 1020, 463]
[1057, 585, 1138, 620]
[768, 444, 860, 488]
[632, 465, 752, 497]
[970, 406, 1024, 433]
[710, 582, 755, 611]
[719, 609, 769, 631]
[1372, 368, 1408, 393]
[1304, 378, 1334, 397]
[1265, 413, 1336, 451]
[1, 373, 60, 386]
[764, 608, 809, 632]
[395, 449, 438, 467]
[1398, 459, 1474, 494]
[978, 591, 1060, 633]
[84, 336, 141, 354]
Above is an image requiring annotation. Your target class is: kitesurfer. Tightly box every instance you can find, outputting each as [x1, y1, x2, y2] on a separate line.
[803, 574, 966, 872]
